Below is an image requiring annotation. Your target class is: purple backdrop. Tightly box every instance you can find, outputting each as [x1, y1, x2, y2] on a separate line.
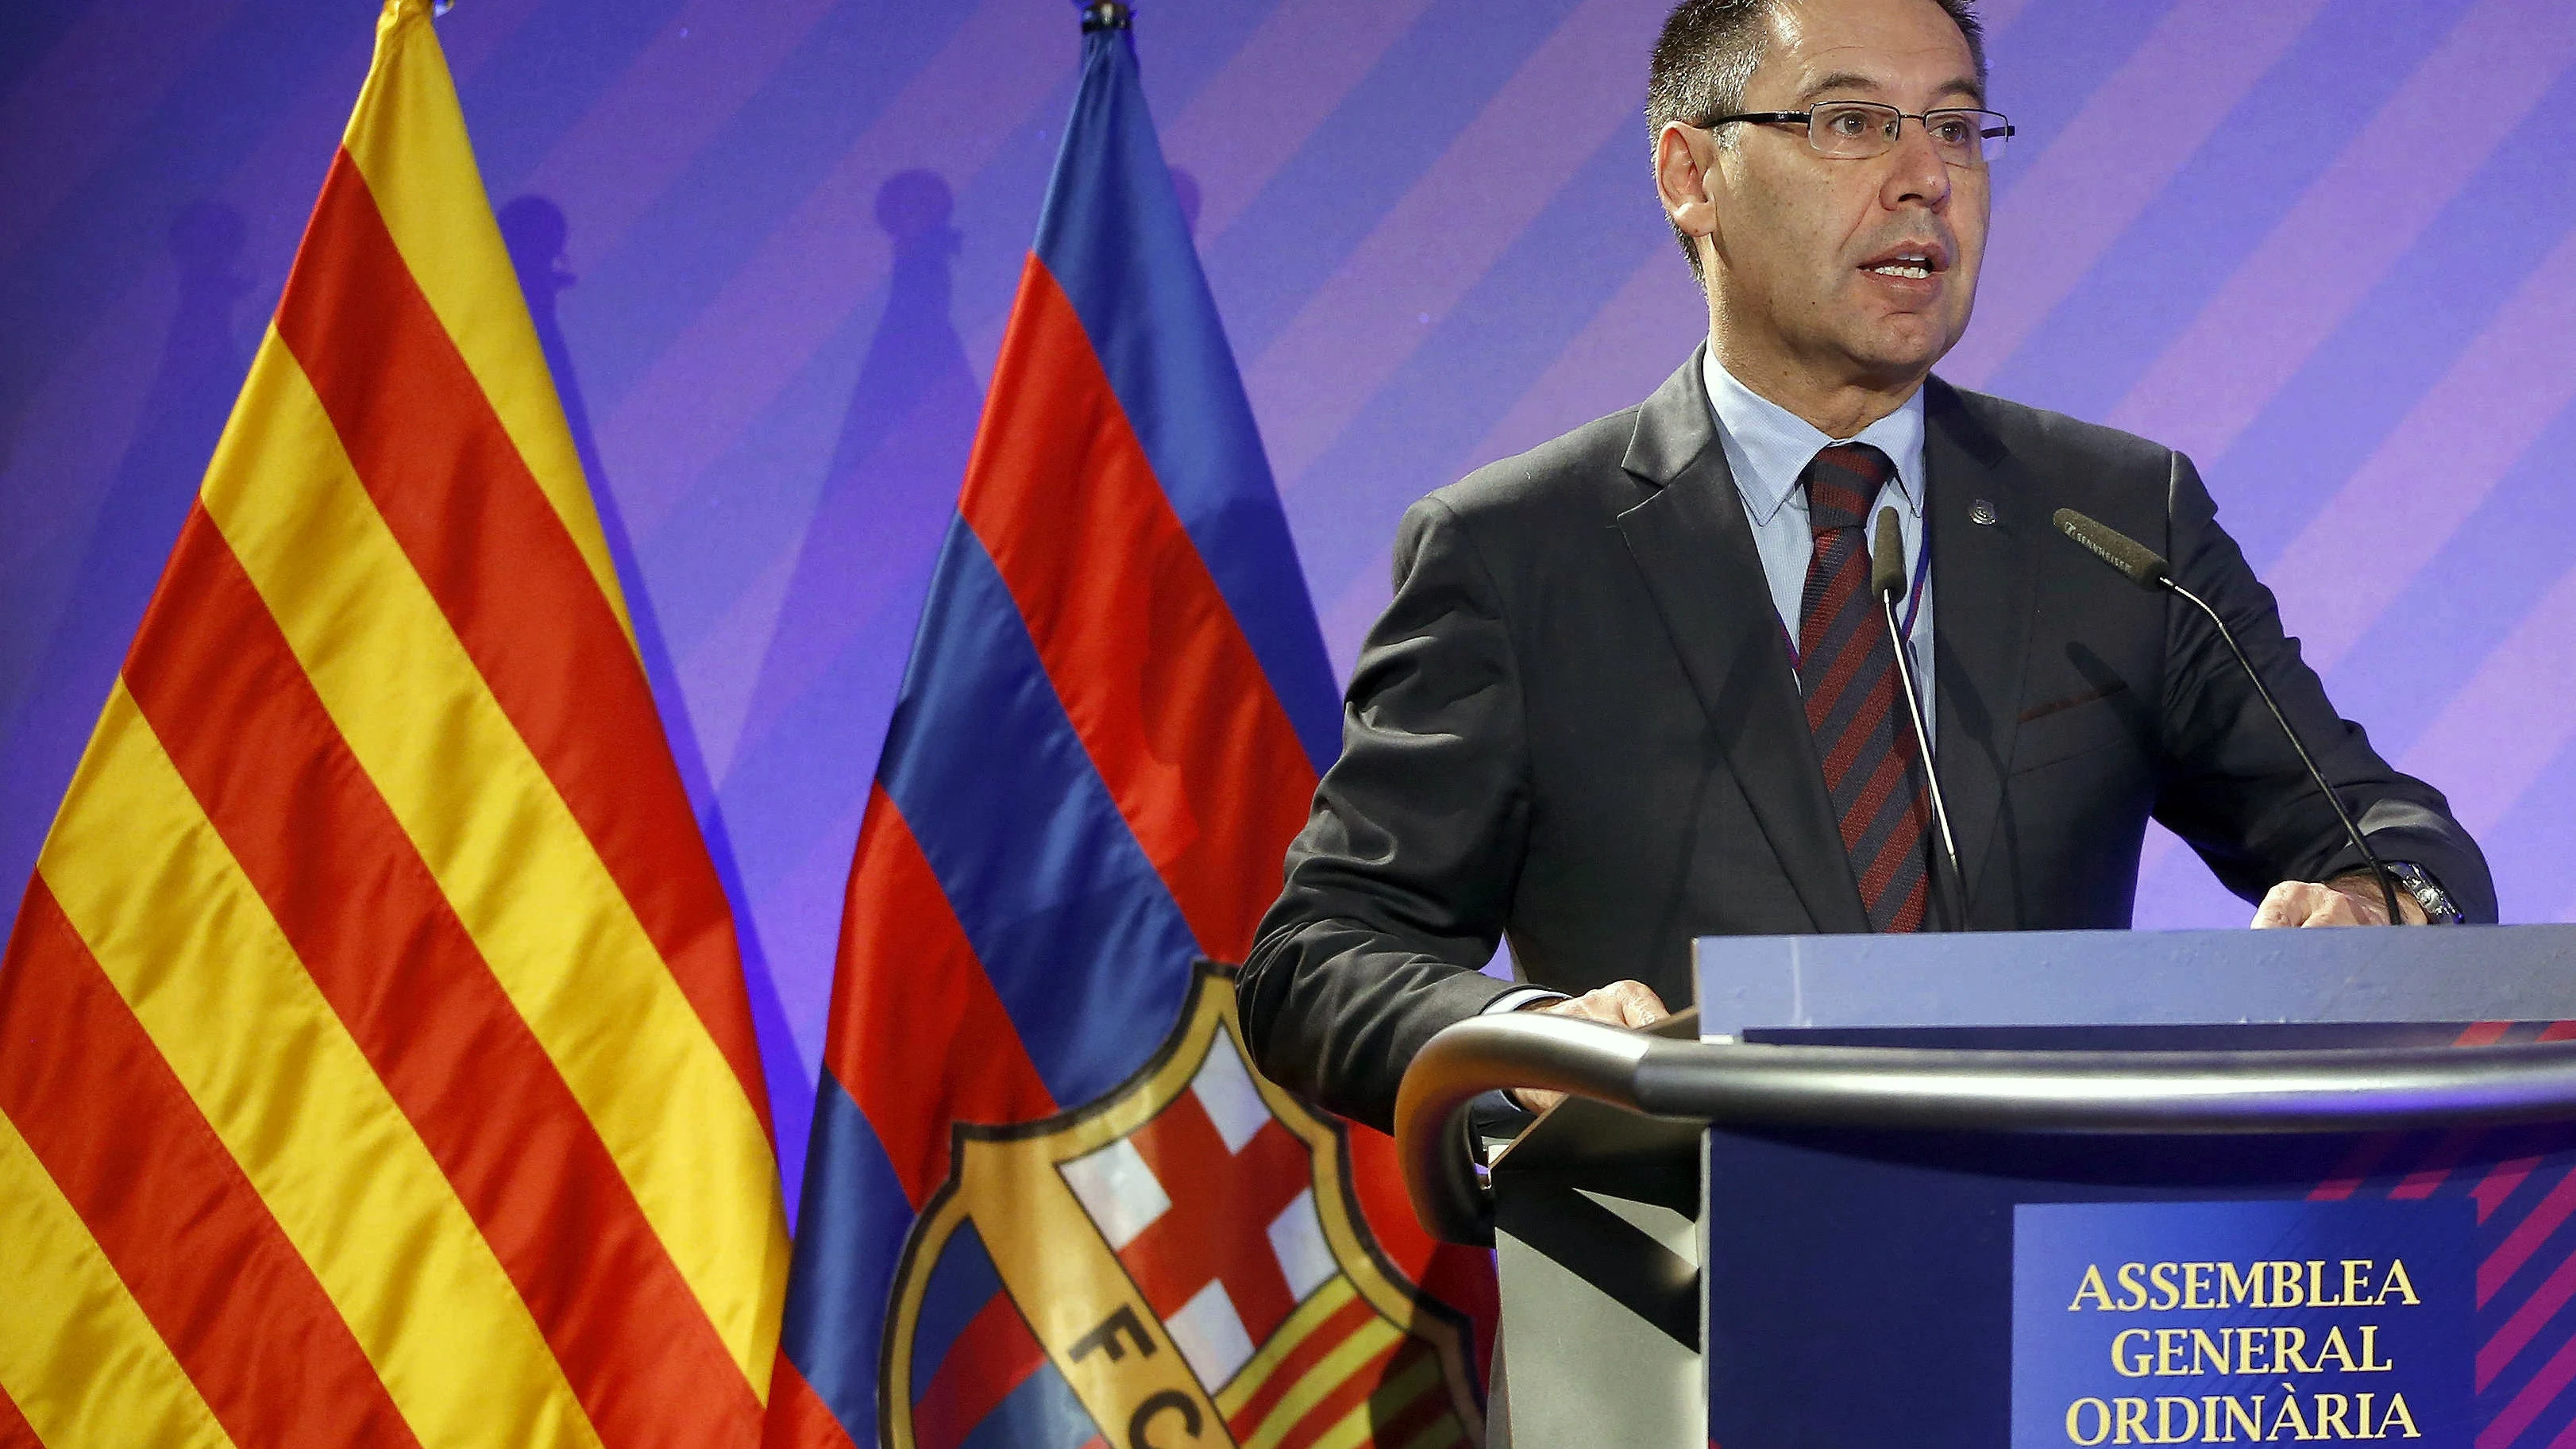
[6, 0, 2572, 1210]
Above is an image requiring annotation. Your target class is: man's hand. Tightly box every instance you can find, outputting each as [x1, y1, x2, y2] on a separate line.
[1509, 981, 1670, 1114]
[2250, 872, 2425, 929]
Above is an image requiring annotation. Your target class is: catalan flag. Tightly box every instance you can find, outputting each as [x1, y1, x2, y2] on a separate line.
[765, 7, 1493, 1448]
[0, 2, 789, 1444]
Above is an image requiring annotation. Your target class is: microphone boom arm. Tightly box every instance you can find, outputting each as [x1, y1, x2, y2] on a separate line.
[2164, 577, 2406, 927]
[1883, 588, 1963, 893]
[2050, 506, 2406, 927]
[1874, 506, 1964, 924]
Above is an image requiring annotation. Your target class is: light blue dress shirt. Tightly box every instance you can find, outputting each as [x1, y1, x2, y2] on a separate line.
[1702, 351, 1936, 748]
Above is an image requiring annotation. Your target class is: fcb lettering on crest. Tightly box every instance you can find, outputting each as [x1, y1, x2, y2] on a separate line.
[883, 966, 1482, 1449]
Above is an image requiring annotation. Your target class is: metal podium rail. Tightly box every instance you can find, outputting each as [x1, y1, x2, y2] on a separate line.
[1394, 1011, 2576, 1245]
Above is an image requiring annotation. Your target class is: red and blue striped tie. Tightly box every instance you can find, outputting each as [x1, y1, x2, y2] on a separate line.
[1796, 442, 1931, 932]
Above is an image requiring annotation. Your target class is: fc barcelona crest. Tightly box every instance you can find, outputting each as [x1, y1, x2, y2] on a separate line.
[883, 965, 1484, 1449]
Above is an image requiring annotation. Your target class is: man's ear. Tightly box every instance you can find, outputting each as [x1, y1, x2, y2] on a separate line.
[1655, 121, 1719, 251]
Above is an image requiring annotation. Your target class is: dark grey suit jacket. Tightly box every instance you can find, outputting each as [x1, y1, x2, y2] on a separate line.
[1237, 349, 2496, 1131]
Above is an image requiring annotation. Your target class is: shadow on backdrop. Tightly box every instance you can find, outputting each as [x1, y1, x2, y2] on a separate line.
[716, 171, 983, 1210]
[499, 193, 814, 1203]
[0, 198, 250, 937]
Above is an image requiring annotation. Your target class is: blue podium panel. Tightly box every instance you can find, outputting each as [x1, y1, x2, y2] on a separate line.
[2014, 1198, 2473, 1446]
[1695, 925, 2576, 1039]
[1704, 1104, 2576, 1447]
[1700, 1022, 2576, 1446]
[1682, 930, 2576, 1444]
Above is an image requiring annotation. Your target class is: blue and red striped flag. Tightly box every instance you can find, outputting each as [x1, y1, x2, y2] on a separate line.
[764, 9, 1494, 1449]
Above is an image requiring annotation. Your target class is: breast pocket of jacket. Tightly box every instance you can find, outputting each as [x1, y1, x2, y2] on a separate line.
[2008, 679, 2148, 775]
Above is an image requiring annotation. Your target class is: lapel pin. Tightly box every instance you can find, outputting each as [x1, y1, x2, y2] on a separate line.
[1970, 499, 1999, 526]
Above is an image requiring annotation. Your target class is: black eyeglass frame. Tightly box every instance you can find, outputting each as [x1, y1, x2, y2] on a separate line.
[1695, 101, 2015, 164]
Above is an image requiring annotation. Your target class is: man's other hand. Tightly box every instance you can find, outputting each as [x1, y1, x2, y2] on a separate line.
[2250, 873, 2426, 929]
[1509, 981, 1670, 1114]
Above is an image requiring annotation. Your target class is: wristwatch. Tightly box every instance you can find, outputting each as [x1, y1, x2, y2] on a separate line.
[2383, 861, 2462, 925]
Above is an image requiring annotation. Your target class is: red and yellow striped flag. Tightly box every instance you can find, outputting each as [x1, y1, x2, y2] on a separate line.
[0, 2, 790, 1443]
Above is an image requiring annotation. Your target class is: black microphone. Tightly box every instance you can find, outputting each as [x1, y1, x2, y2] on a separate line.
[1874, 507, 1964, 927]
[2050, 508, 2404, 926]
[1872, 507, 1910, 600]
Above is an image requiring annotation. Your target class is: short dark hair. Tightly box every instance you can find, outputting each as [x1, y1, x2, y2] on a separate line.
[1647, 0, 1987, 285]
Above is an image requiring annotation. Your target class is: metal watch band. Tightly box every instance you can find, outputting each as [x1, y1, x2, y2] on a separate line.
[2385, 860, 2462, 925]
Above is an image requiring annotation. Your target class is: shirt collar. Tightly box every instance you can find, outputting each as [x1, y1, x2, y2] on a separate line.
[1703, 351, 1927, 526]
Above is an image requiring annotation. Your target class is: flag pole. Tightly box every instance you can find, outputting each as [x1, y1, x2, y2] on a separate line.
[1080, 2, 1131, 33]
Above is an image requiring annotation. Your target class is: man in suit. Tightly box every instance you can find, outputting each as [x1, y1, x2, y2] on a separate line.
[1236, 0, 2494, 1131]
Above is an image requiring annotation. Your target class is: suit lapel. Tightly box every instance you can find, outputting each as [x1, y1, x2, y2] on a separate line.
[1614, 350, 1867, 935]
[1923, 378, 2038, 914]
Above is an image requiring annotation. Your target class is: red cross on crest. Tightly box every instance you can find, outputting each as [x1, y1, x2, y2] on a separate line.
[1113, 1066, 1317, 1350]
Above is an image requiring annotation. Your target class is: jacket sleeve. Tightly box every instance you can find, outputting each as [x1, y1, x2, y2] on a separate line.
[2150, 452, 2497, 921]
[1236, 495, 1532, 1131]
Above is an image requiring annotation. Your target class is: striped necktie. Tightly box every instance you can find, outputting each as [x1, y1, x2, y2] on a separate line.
[1796, 442, 1930, 932]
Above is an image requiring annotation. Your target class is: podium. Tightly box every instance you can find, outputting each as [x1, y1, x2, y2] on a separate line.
[1394, 925, 2576, 1447]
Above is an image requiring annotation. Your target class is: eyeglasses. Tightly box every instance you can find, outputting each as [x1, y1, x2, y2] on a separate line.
[1697, 100, 2015, 168]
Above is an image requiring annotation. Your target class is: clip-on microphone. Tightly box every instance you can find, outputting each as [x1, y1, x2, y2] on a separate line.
[1873, 507, 1964, 927]
[2052, 507, 2404, 926]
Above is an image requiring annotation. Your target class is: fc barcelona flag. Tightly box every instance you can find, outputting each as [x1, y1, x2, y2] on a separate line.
[765, 6, 1492, 1448]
